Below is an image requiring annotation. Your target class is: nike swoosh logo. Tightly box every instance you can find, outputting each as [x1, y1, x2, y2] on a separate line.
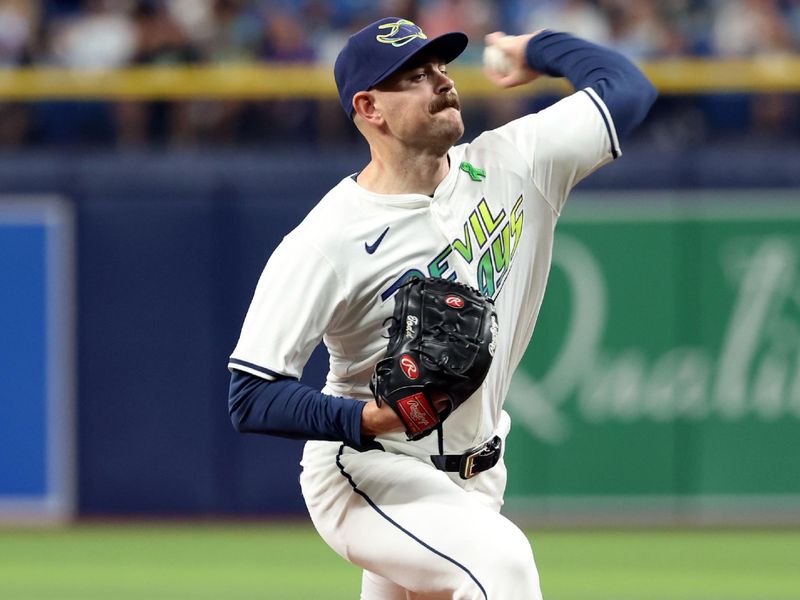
[364, 226, 390, 254]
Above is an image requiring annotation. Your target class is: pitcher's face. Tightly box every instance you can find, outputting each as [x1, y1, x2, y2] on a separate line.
[372, 56, 465, 154]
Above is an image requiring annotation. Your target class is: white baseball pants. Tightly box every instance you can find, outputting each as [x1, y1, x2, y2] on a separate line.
[300, 440, 543, 600]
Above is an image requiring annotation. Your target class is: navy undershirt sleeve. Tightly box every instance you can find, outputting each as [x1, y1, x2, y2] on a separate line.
[228, 370, 365, 447]
[525, 31, 657, 139]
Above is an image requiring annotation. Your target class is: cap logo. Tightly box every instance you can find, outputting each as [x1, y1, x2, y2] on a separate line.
[376, 19, 427, 47]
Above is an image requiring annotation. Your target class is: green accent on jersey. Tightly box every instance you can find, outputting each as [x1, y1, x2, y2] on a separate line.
[459, 161, 486, 182]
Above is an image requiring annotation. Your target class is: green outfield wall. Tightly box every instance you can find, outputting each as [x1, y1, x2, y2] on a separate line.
[504, 192, 800, 520]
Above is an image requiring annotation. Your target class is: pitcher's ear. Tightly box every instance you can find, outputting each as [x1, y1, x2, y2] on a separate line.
[353, 91, 382, 124]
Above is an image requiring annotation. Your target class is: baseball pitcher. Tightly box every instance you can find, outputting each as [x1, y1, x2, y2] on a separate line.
[229, 16, 656, 599]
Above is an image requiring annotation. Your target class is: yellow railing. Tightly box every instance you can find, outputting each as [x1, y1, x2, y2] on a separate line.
[1, 57, 799, 100]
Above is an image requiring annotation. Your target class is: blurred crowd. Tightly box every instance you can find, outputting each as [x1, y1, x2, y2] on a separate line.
[3, 0, 800, 67]
[1, 0, 799, 147]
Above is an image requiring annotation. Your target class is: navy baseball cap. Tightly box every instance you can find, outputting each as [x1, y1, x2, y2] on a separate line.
[334, 17, 468, 117]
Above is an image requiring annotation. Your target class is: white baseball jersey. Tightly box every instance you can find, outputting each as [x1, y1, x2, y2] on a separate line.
[229, 88, 619, 459]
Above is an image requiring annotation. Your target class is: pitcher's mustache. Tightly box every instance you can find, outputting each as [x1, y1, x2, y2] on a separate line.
[430, 93, 461, 113]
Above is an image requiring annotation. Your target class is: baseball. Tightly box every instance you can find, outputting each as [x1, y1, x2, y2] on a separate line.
[483, 44, 513, 75]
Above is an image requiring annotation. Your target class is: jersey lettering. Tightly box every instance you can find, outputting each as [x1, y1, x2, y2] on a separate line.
[491, 223, 512, 273]
[510, 195, 524, 256]
[477, 199, 506, 236]
[428, 246, 454, 278]
[468, 211, 488, 247]
[383, 194, 525, 301]
[451, 222, 474, 262]
[477, 249, 496, 297]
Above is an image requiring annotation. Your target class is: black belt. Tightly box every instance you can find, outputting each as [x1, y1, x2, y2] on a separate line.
[430, 436, 502, 480]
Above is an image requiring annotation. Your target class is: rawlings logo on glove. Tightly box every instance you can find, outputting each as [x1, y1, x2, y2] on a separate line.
[370, 277, 498, 441]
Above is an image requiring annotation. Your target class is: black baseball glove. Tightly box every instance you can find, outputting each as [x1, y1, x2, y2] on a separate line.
[370, 277, 498, 441]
